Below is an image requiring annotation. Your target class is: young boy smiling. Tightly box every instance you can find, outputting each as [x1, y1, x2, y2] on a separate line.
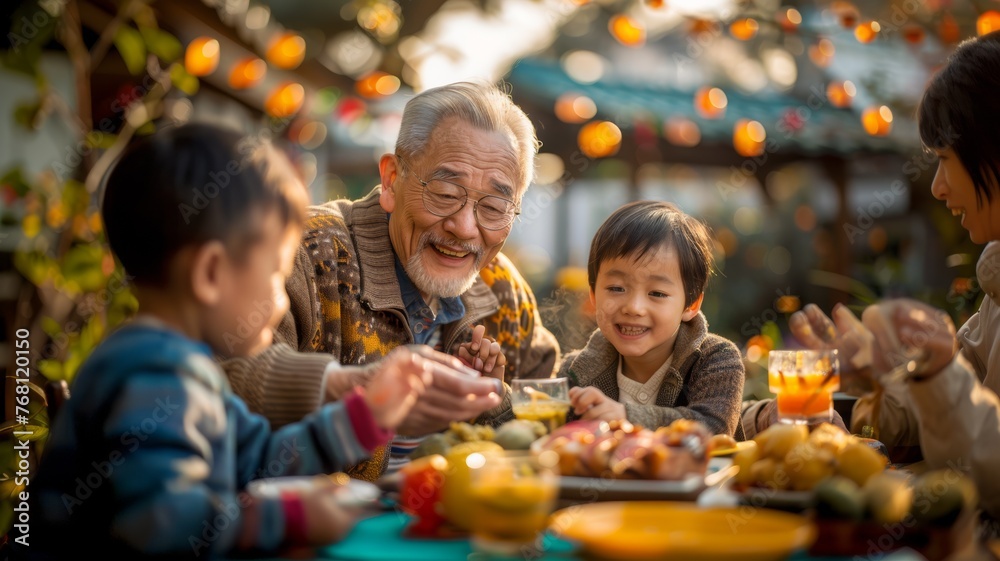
[560, 201, 745, 438]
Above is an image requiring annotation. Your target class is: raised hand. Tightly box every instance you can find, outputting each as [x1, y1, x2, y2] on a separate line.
[457, 325, 507, 380]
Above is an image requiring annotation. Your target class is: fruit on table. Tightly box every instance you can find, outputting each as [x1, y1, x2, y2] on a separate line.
[864, 471, 913, 524]
[493, 419, 547, 450]
[910, 469, 978, 525]
[836, 440, 887, 487]
[757, 423, 809, 460]
[440, 440, 503, 531]
[732, 441, 759, 487]
[815, 475, 866, 520]
[409, 433, 452, 461]
[399, 454, 449, 536]
[785, 442, 836, 492]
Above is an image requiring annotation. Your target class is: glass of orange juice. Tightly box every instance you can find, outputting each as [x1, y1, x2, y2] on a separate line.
[768, 349, 840, 425]
[511, 378, 570, 433]
[468, 450, 559, 556]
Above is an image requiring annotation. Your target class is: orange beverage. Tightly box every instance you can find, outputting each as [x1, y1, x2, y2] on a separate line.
[768, 350, 840, 424]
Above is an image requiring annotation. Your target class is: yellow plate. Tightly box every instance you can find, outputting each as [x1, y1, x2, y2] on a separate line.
[710, 440, 756, 458]
[548, 501, 816, 561]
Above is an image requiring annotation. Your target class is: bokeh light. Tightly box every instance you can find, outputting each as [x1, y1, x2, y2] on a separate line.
[555, 93, 597, 124]
[534, 153, 565, 185]
[777, 8, 802, 32]
[978, 11, 1000, 36]
[808, 38, 835, 67]
[578, 121, 622, 159]
[733, 119, 766, 157]
[609, 15, 646, 47]
[266, 32, 306, 70]
[734, 207, 761, 235]
[826, 80, 857, 108]
[356, 71, 400, 98]
[185, 37, 220, 77]
[730, 18, 759, 41]
[265, 82, 305, 117]
[695, 87, 727, 119]
[664, 117, 701, 147]
[854, 21, 880, 43]
[561, 50, 605, 84]
[869, 226, 888, 253]
[862, 105, 893, 136]
[903, 25, 925, 44]
[940, 13, 961, 44]
[228, 57, 266, 90]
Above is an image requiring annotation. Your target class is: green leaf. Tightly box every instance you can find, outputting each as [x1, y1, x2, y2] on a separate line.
[140, 26, 182, 63]
[20, 426, 47, 441]
[170, 63, 199, 96]
[41, 316, 63, 339]
[37, 359, 63, 381]
[14, 251, 58, 287]
[113, 26, 147, 75]
[61, 244, 105, 292]
[62, 349, 83, 382]
[136, 121, 156, 135]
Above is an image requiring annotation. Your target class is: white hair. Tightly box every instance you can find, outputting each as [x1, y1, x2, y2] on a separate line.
[395, 80, 540, 192]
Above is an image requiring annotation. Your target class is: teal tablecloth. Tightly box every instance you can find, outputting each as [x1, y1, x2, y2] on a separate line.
[259, 512, 906, 561]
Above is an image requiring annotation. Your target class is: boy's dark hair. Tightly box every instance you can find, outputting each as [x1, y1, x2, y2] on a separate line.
[100, 122, 308, 286]
[918, 30, 1000, 207]
[587, 200, 715, 308]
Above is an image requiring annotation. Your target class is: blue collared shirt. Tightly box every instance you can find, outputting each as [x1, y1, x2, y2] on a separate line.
[393, 256, 466, 349]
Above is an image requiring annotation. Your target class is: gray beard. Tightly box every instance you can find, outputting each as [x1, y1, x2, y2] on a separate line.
[405, 235, 484, 298]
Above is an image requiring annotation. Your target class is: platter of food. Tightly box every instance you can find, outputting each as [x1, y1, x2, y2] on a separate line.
[529, 418, 735, 501]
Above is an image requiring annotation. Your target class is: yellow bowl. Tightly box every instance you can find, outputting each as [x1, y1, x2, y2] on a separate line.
[548, 501, 816, 561]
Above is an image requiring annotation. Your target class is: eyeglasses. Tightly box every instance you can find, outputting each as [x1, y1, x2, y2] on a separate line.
[397, 156, 520, 231]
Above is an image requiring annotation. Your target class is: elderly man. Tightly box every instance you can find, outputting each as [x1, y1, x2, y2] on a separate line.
[221, 81, 560, 479]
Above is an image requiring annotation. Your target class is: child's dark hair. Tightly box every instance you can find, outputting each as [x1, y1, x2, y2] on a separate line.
[100, 122, 308, 286]
[587, 200, 715, 308]
[918, 30, 1000, 207]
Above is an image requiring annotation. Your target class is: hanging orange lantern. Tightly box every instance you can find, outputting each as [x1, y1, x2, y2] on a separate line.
[694, 87, 727, 119]
[609, 15, 645, 47]
[185, 37, 220, 77]
[862, 106, 893, 136]
[730, 18, 759, 40]
[854, 21, 880, 43]
[265, 82, 305, 118]
[228, 57, 266, 90]
[977, 11, 1000, 36]
[578, 121, 622, 159]
[266, 32, 306, 70]
[826, 80, 856, 108]
[733, 119, 766, 157]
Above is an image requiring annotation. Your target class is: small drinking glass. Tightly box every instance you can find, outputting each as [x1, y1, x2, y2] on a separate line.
[468, 451, 560, 556]
[510, 378, 570, 433]
[768, 349, 840, 425]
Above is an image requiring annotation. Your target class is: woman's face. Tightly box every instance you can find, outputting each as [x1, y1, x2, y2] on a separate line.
[930, 147, 1000, 244]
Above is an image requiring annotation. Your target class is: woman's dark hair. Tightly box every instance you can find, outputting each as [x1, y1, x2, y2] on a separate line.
[100, 122, 308, 286]
[918, 30, 1000, 207]
[587, 200, 715, 308]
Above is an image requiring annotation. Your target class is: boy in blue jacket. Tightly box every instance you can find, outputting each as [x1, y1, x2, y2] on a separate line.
[29, 123, 459, 559]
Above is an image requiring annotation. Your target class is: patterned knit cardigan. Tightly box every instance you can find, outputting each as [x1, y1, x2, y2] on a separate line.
[556, 312, 746, 439]
[222, 187, 560, 480]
